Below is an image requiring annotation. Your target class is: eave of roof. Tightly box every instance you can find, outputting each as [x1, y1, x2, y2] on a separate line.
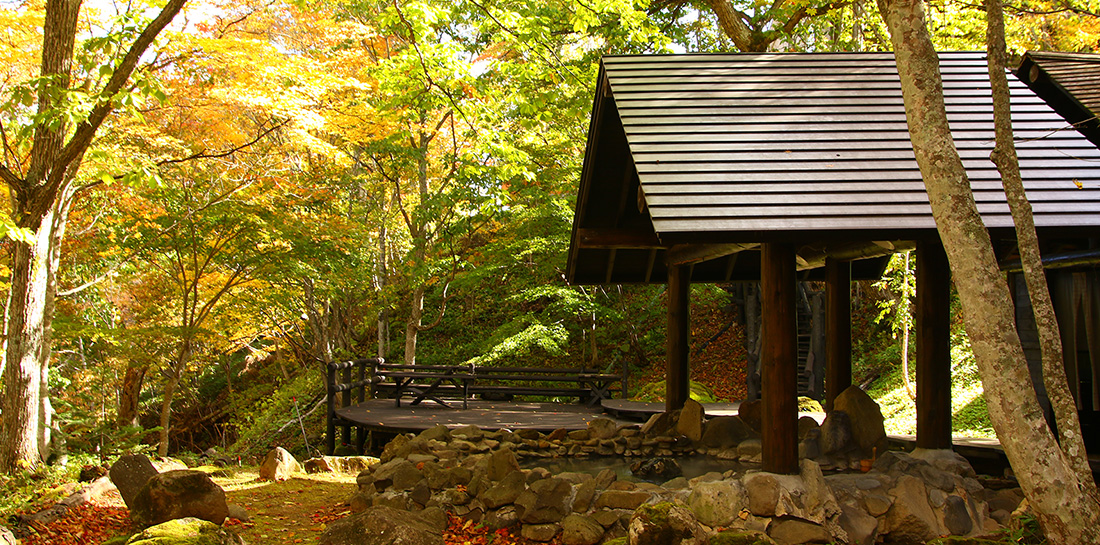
[1017, 51, 1100, 147]
[568, 52, 1100, 285]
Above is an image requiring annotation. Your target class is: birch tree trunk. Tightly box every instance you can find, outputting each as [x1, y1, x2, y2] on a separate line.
[877, 0, 1100, 540]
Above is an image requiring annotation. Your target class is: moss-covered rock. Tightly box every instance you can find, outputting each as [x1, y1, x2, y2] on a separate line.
[708, 530, 777, 545]
[629, 501, 706, 545]
[603, 539, 628, 545]
[926, 538, 1007, 545]
[125, 518, 242, 545]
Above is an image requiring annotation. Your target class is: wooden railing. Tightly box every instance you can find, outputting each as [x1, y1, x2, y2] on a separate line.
[325, 357, 381, 455]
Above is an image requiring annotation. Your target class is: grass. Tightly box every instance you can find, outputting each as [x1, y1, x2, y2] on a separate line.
[863, 331, 995, 438]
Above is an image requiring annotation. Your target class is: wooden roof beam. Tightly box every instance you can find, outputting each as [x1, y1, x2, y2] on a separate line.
[575, 228, 662, 249]
[666, 243, 758, 266]
[796, 240, 915, 270]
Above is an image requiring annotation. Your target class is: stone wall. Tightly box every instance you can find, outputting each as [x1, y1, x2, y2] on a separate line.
[330, 416, 1025, 545]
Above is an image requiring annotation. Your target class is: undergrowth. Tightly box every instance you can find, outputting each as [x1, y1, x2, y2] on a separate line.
[862, 330, 994, 437]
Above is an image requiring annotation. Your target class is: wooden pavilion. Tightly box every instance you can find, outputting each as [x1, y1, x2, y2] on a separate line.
[566, 52, 1100, 474]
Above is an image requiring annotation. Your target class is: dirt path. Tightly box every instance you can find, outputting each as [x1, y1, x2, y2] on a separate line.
[215, 468, 357, 543]
[16, 466, 359, 544]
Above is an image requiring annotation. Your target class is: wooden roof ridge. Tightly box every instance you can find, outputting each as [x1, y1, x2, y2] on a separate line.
[567, 51, 1100, 285]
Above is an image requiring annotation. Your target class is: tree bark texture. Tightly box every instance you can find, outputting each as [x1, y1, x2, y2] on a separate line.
[0, 0, 186, 473]
[157, 342, 191, 457]
[117, 365, 147, 427]
[985, 0, 1094, 487]
[878, 0, 1100, 540]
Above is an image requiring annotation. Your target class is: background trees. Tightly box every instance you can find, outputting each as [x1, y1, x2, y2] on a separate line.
[1, 9, 1099, 540]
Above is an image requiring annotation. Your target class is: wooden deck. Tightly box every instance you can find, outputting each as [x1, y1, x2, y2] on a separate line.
[335, 399, 634, 436]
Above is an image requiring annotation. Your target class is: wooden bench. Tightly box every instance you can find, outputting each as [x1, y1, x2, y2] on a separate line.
[371, 363, 475, 409]
[371, 361, 625, 409]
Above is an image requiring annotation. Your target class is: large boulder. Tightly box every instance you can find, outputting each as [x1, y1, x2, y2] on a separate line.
[588, 418, 618, 440]
[110, 454, 160, 509]
[818, 410, 854, 455]
[676, 399, 705, 442]
[741, 460, 840, 530]
[701, 416, 759, 449]
[480, 471, 527, 509]
[561, 514, 605, 545]
[831, 386, 887, 454]
[130, 470, 229, 529]
[516, 478, 573, 524]
[125, 517, 243, 545]
[884, 475, 943, 544]
[767, 518, 831, 545]
[628, 502, 706, 545]
[686, 479, 748, 527]
[319, 505, 444, 545]
[259, 447, 301, 481]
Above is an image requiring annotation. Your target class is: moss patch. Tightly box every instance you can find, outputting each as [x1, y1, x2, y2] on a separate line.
[126, 518, 237, 545]
[708, 529, 777, 545]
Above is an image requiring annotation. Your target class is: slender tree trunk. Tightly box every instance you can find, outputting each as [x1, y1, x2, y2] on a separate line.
[158, 342, 191, 457]
[985, 0, 1094, 486]
[404, 281, 425, 366]
[878, 0, 1100, 541]
[117, 365, 147, 427]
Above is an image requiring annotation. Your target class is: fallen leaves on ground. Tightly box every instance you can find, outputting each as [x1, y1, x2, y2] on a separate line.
[443, 513, 562, 545]
[19, 503, 131, 545]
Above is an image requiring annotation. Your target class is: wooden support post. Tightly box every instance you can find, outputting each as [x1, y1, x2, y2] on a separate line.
[326, 363, 336, 455]
[916, 240, 953, 450]
[825, 258, 852, 412]
[761, 243, 799, 474]
[667, 264, 691, 412]
[341, 366, 352, 448]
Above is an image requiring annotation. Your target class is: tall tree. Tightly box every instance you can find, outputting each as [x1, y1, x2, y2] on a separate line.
[0, 0, 186, 472]
[877, 0, 1100, 541]
[986, 0, 1094, 484]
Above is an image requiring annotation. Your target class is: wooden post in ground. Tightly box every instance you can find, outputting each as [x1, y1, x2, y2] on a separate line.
[761, 243, 799, 474]
[916, 239, 953, 450]
[667, 264, 691, 412]
[825, 258, 853, 412]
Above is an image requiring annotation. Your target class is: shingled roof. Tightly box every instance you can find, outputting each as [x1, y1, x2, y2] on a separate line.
[567, 51, 1100, 285]
[1017, 51, 1100, 147]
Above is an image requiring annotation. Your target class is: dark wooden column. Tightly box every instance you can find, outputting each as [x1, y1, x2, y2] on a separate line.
[666, 264, 691, 412]
[761, 243, 798, 474]
[825, 258, 852, 412]
[916, 240, 953, 450]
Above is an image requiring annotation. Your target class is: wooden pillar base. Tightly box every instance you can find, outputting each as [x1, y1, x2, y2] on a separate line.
[916, 240, 953, 450]
[761, 243, 799, 474]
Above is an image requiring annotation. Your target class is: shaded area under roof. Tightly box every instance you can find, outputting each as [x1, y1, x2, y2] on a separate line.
[568, 52, 1100, 285]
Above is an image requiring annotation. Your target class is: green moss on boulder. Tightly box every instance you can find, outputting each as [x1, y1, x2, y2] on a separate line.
[125, 518, 241, 545]
[707, 530, 777, 545]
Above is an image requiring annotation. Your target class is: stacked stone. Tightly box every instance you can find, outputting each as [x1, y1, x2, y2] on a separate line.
[326, 418, 1024, 545]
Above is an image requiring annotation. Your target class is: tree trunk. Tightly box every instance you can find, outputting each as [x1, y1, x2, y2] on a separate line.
[985, 0, 1094, 486]
[117, 365, 147, 427]
[404, 282, 425, 366]
[157, 342, 191, 457]
[877, 0, 1100, 541]
[1, 208, 63, 470]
